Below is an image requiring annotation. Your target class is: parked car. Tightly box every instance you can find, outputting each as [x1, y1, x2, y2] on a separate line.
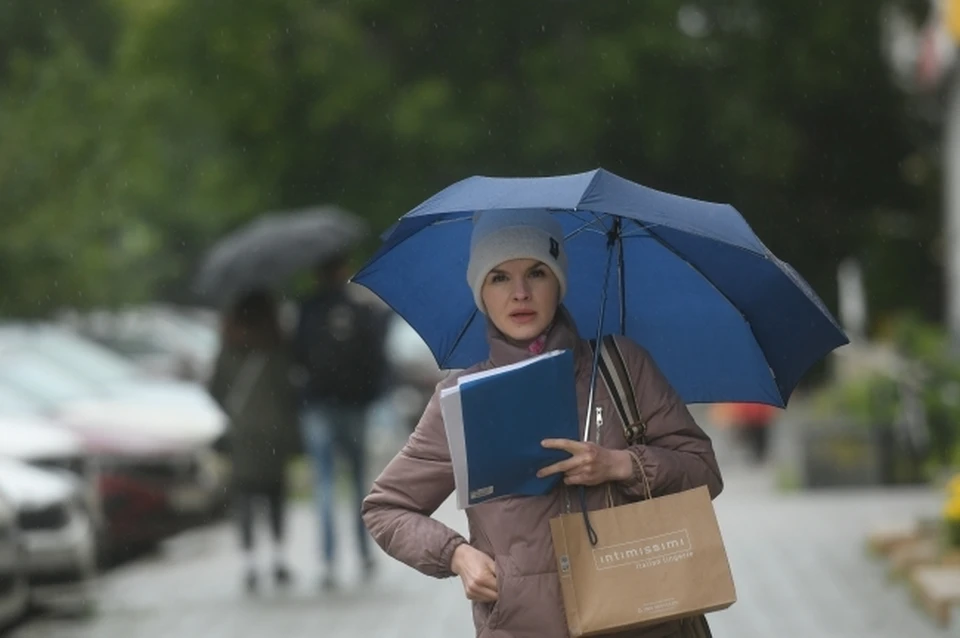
[60, 305, 219, 383]
[0, 488, 28, 629]
[0, 414, 101, 536]
[0, 323, 221, 413]
[0, 346, 229, 555]
[0, 458, 96, 608]
[0, 326, 226, 456]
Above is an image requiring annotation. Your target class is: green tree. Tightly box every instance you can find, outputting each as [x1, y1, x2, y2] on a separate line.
[0, 0, 940, 333]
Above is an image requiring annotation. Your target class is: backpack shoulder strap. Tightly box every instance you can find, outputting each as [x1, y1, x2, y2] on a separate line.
[589, 335, 647, 445]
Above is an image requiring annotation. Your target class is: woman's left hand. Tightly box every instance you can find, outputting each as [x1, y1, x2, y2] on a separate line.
[537, 439, 633, 486]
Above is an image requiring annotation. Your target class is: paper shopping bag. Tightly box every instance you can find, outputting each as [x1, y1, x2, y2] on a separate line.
[549, 485, 736, 637]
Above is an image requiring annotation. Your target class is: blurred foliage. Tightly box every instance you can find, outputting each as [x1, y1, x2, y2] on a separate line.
[813, 372, 901, 426]
[0, 0, 940, 321]
[815, 314, 960, 467]
[893, 315, 960, 465]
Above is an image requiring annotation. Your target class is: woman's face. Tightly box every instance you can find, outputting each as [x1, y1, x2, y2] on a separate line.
[481, 258, 560, 342]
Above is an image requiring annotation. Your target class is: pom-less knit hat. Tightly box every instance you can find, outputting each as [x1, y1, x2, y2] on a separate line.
[466, 209, 568, 312]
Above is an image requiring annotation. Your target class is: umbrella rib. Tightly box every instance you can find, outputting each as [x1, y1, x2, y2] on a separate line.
[564, 209, 604, 224]
[629, 219, 785, 404]
[427, 215, 473, 226]
[441, 307, 481, 369]
[629, 220, 742, 311]
[564, 218, 607, 241]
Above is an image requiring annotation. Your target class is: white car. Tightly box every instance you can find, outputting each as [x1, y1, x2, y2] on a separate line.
[0, 458, 96, 608]
[0, 414, 100, 534]
[61, 305, 220, 383]
[0, 353, 229, 542]
[0, 488, 28, 629]
[0, 323, 223, 414]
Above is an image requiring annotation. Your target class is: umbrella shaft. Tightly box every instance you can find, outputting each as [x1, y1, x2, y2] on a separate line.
[583, 219, 621, 442]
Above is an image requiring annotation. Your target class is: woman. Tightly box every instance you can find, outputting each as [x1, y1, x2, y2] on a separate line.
[361, 210, 724, 637]
[208, 289, 300, 593]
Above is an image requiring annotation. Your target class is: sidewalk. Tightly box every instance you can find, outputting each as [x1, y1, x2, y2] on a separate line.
[10, 422, 952, 638]
[11, 497, 475, 638]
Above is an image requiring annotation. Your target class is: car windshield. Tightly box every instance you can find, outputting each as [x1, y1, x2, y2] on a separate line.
[0, 351, 102, 409]
[17, 328, 139, 384]
[0, 380, 42, 417]
[100, 334, 167, 357]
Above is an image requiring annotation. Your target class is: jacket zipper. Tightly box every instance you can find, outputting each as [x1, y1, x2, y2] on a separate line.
[566, 406, 604, 514]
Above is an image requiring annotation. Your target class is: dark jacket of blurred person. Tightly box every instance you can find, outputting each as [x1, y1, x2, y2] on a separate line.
[209, 290, 301, 487]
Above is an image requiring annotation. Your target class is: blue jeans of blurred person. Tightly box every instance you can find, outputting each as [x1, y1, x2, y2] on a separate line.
[300, 403, 374, 586]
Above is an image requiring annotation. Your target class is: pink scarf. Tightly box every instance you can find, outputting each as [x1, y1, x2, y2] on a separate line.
[527, 322, 554, 355]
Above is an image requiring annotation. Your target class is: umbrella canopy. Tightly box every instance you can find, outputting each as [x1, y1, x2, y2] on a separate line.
[352, 168, 847, 407]
[194, 206, 367, 306]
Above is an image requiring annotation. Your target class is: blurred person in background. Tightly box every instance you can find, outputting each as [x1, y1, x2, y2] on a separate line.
[711, 402, 779, 464]
[208, 289, 301, 594]
[294, 252, 390, 589]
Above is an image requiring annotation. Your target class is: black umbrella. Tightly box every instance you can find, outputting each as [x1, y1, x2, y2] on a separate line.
[193, 206, 367, 306]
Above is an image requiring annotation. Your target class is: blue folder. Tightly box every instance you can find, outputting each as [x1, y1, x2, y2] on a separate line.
[440, 349, 581, 508]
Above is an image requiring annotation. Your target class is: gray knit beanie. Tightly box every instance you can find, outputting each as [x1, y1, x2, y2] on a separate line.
[466, 209, 568, 312]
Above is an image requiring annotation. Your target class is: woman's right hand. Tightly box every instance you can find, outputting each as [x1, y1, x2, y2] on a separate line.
[450, 544, 498, 603]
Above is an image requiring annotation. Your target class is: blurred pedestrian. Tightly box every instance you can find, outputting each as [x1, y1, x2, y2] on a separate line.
[361, 209, 723, 637]
[721, 402, 779, 464]
[294, 252, 390, 589]
[208, 289, 300, 594]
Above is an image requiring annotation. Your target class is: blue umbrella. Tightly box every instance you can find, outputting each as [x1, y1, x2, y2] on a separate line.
[353, 168, 848, 410]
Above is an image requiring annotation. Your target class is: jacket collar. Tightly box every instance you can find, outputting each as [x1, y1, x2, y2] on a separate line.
[486, 305, 590, 376]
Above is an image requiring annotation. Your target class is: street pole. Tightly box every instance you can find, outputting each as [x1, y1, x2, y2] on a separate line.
[945, 66, 960, 349]
[883, 0, 960, 344]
